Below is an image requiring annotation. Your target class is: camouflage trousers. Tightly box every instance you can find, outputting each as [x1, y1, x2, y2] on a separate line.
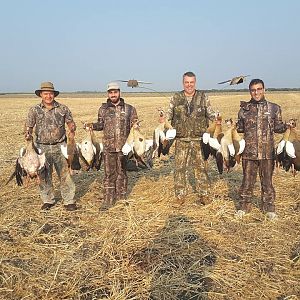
[103, 151, 127, 205]
[174, 139, 211, 198]
[239, 159, 275, 212]
[38, 144, 75, 205]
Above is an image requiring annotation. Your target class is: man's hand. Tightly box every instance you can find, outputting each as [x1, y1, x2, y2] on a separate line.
[24, 127, 33, 139]
[68, 131, 75, 139]
[83, 122, 93, 130]
[67, 121, 76, 133]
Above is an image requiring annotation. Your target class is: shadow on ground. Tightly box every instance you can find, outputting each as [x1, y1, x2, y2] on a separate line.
[131, 214, 217, 300]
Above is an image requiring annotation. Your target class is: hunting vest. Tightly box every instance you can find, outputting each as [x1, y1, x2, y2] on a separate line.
[171, 90, 208, 138]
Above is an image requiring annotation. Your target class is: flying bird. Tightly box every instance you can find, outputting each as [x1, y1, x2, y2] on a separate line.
[116, 79, 152, 88]
[218, 75, 250, 86]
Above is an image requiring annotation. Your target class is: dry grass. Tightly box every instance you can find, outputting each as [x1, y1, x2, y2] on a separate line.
[0, 92, 299, 300]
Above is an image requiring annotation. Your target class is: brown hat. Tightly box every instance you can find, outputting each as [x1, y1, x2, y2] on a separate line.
[35, 82, 59, 97]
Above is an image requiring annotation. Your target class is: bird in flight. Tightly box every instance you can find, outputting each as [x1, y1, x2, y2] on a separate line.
[117, 79, 152, 88]
[218, 75, 250, 85]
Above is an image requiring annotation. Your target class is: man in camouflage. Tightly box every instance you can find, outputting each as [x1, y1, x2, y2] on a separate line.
[167, 72, 216, 205]
[26, 82, 77, 211]
[236, 78, 287, 220]
[88, 82, 138, 210]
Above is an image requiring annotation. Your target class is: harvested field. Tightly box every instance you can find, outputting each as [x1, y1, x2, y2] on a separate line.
[0, 91, 299, 300]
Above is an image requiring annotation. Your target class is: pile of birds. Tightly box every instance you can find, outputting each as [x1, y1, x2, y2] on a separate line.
[6, 109, 177, 186]
[201, 113, 245, 174]
[6, 113, 300, 188]
[6, 125, 104, 187]
[61, 124, 103, 173]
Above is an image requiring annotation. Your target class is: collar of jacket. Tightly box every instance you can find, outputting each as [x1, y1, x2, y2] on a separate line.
[250, 97, 266, 105]
[106, 98, 125, 108]
[180, 90, 201, 100]
[39, 100, 59, 109]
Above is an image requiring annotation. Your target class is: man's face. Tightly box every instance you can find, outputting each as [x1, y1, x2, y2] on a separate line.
[183, 75, 196, 96]
[40, 91, 55, 106]
[108, 89, 120, 104]
[249, 83, 265, 101]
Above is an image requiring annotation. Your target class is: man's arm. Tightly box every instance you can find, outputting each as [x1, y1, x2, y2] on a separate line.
[204, 95, 216, 121]
[236, 108, 245, 133]
[65, 106, 76, 137]
[274, 105, 287, 133]
[166, 96, 175, 126]
[25, 107, 36, 136]
[130, 106, 138, 124]
[92, 106, 105, 131]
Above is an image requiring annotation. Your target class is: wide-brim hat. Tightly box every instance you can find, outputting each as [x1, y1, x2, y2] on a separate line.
[35, 82, 59, 97]
[107, 82, 120, 91]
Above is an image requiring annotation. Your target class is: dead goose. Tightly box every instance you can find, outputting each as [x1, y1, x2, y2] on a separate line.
[6, 132, 49, 186]
[202, 112, 222, 162]
[152, 108, 174, 158]
[124, 119, 150, 169]
[60, 131, 81, 175]
[277, 118, 300, 176]
[78, 124, 103, 171]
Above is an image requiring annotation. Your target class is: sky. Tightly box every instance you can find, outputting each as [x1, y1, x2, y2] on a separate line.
[1, 0, 300, 93]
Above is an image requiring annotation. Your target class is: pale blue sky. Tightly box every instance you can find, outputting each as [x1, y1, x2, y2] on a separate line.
[1, 0, 300, 92]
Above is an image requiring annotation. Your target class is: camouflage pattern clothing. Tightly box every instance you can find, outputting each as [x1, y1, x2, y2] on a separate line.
[236, 98, 286, 212]
[92, 98, 138, 205]
[38, 144, 75, 205]
[27, 100, 75, 144]
[26, 100, 76, 205]
[168, 90, 215, 199]
[174, 139, 211, 199]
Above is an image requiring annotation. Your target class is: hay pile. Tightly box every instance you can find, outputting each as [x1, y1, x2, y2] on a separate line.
[0, 93, 299, 300]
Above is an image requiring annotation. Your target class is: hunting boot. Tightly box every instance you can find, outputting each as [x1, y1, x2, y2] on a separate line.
[235, 199, 252, 218]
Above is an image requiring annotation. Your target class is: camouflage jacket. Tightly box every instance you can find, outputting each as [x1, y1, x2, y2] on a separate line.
[93, 98, 138, 152]
[167, 90, 215, 139]
[236, 98, 286, 160]
[26, 100, 75, 144]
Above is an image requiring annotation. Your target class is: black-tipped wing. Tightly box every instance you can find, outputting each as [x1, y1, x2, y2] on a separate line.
[218, 79, 231, 84]
[137, 81, 152, 84]
[216, 152, 224, 174]
[6, 158, 26, 186]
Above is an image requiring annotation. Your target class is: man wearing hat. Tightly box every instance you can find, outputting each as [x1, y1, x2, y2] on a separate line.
[86, 82, 138, 210]
[25, 82, 77, 211]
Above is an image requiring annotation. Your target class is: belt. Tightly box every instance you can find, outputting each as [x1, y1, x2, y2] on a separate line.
[176, 137, 202, 142]
[37, 141, 63, 145]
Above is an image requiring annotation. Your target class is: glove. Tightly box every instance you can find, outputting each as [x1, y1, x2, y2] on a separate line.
[122, 143, 132, 155]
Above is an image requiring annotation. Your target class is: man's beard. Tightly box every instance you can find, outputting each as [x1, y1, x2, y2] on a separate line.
[110, 96, 120, 103]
